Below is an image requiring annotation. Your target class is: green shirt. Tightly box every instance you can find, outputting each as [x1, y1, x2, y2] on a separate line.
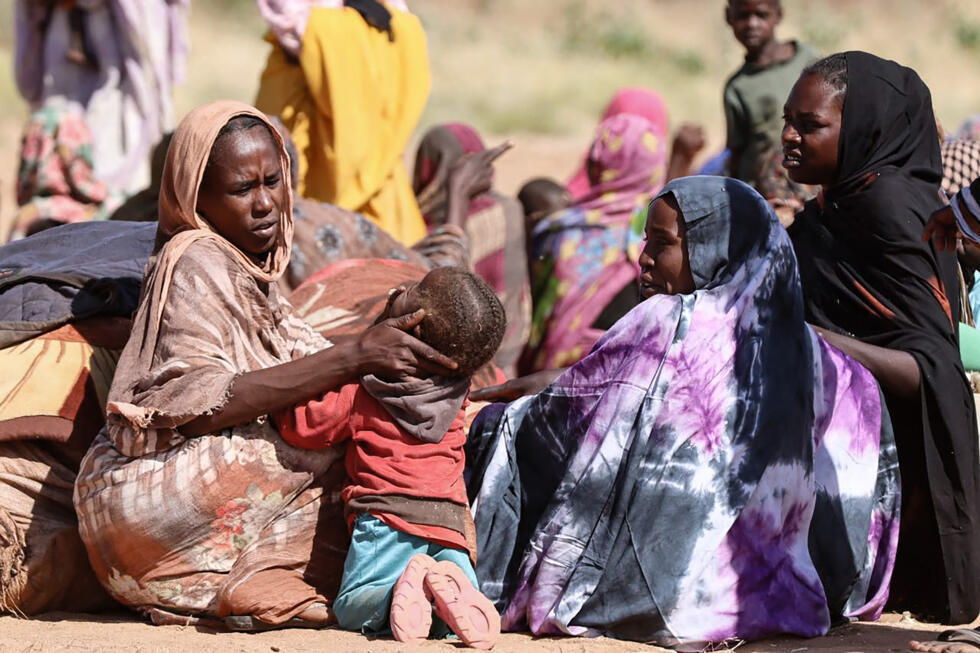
[724, 41, 820, 185]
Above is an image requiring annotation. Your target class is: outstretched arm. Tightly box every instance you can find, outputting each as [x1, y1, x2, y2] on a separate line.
[180, 310, 457, 436]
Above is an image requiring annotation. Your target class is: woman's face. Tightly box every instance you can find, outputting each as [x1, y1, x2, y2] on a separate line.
[781, 74, 842, 186]
[196, 126, 284, 258]
[638, 195, 695, 298]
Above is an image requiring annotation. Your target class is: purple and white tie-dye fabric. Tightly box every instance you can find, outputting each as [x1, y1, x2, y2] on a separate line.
[465, 177, 900, 646]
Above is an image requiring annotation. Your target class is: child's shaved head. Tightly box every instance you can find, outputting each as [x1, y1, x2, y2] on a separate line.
[415, 267, 505, 376]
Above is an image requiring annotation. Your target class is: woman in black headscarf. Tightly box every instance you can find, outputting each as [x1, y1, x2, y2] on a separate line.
[782, 51, 979, 623]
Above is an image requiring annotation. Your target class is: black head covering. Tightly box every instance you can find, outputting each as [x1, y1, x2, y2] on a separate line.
[789, 51, 979, 622]
[833, 52, 942, 189]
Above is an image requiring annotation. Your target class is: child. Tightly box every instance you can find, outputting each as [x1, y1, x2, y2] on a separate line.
[723, 0, 818, 187]
[274, 266, 505, 649]
[517, 177, 572, 231]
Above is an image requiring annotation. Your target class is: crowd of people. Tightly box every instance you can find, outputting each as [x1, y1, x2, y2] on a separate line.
[1, 0, 979, 650]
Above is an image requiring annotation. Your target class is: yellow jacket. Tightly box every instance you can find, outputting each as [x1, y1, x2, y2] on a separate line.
[256, 6, 430, 245]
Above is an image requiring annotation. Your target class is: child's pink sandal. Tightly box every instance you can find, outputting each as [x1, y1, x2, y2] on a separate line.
[424, 560, 500, 650]
[390, 554, 437, 643]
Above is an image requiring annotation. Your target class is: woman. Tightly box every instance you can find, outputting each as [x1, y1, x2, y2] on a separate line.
[467, 177, 899, 644]
[73, 101, 457, 627]
[783, 52, 980, 623]
[14, 0, 188, 207]
[520, 113, 668, 373]
[255, 0, 429, 245]
[565, 87, 704, 200]
[413, 123, 530, 376]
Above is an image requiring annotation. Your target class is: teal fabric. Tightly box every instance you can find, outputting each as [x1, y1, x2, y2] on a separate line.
[333, 514, 478, 634]
[960, 322, 980, 371]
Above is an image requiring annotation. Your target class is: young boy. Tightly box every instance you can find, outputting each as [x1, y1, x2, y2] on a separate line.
[274, 267, 505, 649]
[723, 0, 818, 187]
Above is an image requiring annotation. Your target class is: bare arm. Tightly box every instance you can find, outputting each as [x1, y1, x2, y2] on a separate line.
[469, 368, 567, 402]
[181, 310, 457, 436]
[811, 325, 921, 398]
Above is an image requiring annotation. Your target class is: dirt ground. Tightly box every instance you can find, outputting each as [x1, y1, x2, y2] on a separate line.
[0, 612, 976, 653]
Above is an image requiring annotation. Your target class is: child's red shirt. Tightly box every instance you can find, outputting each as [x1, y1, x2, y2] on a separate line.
[274, 383, 471, 553]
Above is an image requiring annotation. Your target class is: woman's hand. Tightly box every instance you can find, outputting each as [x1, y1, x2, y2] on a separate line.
[671, 123, 706, 162]
[356, 309, 458, 378]
[469, 368, 566, 402]
[445, 142, 513, 227]
[923, 205, 958, 252]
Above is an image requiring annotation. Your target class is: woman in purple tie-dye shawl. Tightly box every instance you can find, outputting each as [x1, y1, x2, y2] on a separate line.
[466, 177, 901, 646]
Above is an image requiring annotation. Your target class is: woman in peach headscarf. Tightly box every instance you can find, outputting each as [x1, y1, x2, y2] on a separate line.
[73, 101, 457, 629]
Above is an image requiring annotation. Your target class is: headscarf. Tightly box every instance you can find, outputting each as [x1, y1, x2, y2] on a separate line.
[521, 112, 668, 372]
[13, 98, 108, 238]
[468, 177, 898, 643]
[942, 138, 980, 195]
[412, 123, 495, 225]
[566, 87, 669, 198]
[110, 100, 293, 426]
[788, 51, 979, 623]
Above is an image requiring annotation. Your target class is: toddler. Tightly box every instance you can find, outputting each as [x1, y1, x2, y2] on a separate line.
[517, 177, 572, 231]
[275, 266, 505, 648]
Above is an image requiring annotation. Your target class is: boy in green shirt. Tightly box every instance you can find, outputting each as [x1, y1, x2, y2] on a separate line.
[724, 0, 818, 186]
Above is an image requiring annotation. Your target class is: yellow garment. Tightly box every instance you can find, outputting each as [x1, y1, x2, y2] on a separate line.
[256, 6, 430, 246]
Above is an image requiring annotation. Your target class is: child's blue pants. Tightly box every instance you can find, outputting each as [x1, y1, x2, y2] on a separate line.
[332, 514, 478, 634]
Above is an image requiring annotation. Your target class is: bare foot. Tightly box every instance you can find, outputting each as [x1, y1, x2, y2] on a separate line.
[295, 601, 334, 625]
[910, 640, 977, 652]
[910, 629, 980, 652]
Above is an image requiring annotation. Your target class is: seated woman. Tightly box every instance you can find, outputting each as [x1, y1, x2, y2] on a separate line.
[466, 176, 900, 645]
[413, 123, 528, 376]
[521, 112, 670, 373]
[783, 52, 979, 623]
[73, 101, 458, 628]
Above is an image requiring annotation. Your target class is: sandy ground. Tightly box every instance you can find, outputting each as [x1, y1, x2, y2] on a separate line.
[0, 612, 976, 653]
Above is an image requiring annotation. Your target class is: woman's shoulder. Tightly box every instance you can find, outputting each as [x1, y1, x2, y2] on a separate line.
[174, 237, 244, 272]
[168, 237, 252, 295]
